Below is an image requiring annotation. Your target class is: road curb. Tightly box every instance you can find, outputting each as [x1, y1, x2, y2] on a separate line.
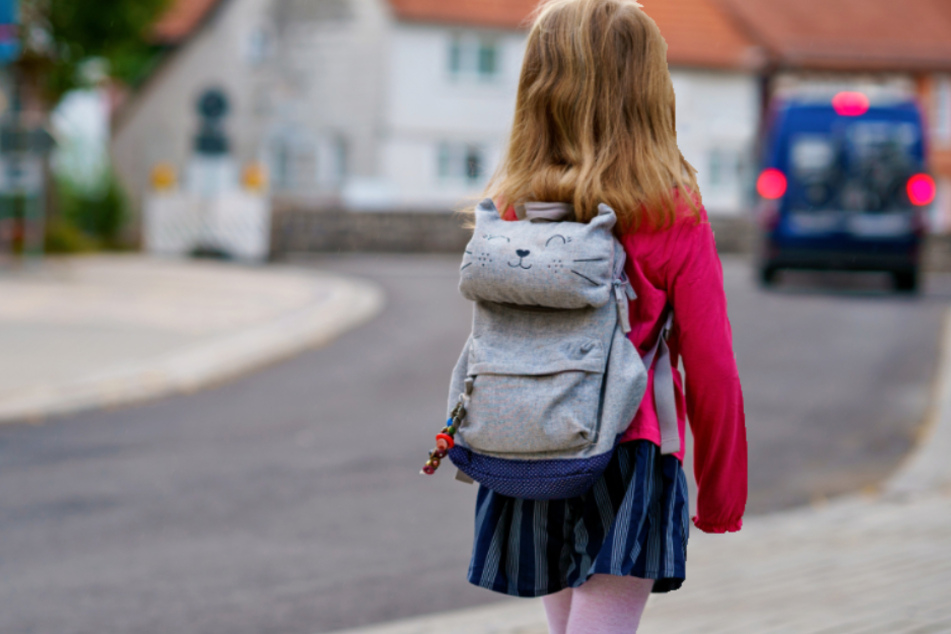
[0, 272, 384, 424]
[884, 308, 951, 498]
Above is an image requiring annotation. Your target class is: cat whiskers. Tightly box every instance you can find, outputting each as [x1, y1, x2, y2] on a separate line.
[570, 270, 600, 286]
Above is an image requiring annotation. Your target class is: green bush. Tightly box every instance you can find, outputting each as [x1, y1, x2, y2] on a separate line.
[55, 172, 129, 248]
[44, 216, 99, 254]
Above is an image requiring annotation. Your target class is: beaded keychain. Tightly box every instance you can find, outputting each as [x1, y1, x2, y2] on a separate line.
[420, 401, 465, 475]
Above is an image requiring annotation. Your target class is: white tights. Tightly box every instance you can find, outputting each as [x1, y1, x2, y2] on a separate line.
[541, 574, 654, 634]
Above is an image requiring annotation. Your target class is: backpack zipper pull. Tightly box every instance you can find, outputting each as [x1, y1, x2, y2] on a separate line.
[421, 400, 466, 475]
[613, 276, 635, 334]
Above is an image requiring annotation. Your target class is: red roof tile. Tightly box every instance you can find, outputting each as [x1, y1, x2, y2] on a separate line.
[387, 0, 761, 69]
[719, 0, 951, 71]
[639, 0, 762, 69]
[387, 0, 540, 30]
[152, 0, 223, 44]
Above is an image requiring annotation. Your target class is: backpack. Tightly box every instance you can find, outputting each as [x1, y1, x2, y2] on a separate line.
[434, 199, 679, 500]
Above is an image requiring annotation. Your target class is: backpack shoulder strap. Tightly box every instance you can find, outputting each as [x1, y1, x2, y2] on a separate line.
[642, 311, 680, 455]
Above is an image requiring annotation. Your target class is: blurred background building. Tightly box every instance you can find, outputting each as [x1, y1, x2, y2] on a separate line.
[111, 0, 762, 219]
[101, 0, 951, 248]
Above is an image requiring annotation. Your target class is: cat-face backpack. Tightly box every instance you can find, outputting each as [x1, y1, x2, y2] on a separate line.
[420, 199, 679, 500]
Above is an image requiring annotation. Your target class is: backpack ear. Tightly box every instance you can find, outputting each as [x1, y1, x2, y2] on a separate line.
[590, 204, 618, 231]
[475, 199, 502, 227]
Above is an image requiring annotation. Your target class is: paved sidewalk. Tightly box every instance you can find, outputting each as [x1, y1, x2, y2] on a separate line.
[328, 312, 951, 634]
[0, 255, 383, 423]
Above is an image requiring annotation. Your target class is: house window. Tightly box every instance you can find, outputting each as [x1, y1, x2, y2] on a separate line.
[935, 76, 951, 143]
[245, 27, 273, 66]
[708, 147, 742, 191]
[448, 33, 501, 80]
[315, 135, 348, 187]
[438, 142, 485, 183]
[270, 135, 317, 193]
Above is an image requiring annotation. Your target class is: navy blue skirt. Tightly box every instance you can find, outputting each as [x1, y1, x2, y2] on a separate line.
[467, 440, 689, 597]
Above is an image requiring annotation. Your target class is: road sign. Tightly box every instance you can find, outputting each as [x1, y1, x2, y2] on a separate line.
[0, 155, 41, 194]
[0, 0, 18, 66]
[0, 123, 55, 155]
[197, 88, 229, 120]
[0, 122, 54, 195]
[194, 88, 230, 156]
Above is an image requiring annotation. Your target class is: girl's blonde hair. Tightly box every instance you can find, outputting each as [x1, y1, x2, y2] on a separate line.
[485, 0, 700, 231]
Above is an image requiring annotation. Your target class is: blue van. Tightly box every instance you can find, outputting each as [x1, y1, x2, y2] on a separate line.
[755, 92, 935, 292]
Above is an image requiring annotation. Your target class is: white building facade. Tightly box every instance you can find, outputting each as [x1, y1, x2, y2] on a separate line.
[113, 0, 760, 218]
[371, 24, 525, 210]
[671, 70, 759, 217]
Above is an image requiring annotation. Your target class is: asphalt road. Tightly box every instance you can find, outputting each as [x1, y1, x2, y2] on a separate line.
[0, 254, 947, 634]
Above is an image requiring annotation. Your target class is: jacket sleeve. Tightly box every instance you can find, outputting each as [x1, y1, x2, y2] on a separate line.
[667, 215, 748, 533]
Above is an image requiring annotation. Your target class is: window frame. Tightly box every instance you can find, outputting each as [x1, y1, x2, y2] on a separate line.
[438, 141, 487, 185]
[447, 32, 502, 82]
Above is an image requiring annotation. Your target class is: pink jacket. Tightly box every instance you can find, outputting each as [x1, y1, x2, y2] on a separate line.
[503, 202, 748, 534]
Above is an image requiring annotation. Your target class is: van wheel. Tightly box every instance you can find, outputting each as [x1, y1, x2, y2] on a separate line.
[759, 264, 779, 287]
[893, 269, 919, 294]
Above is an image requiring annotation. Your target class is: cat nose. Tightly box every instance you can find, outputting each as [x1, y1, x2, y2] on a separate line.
[516, 249, 530, 258]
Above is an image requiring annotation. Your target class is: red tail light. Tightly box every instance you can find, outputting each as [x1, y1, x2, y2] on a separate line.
[757, 168, 787, 200]
[832, 92, 870, 117]
[908, 173, 936, 206]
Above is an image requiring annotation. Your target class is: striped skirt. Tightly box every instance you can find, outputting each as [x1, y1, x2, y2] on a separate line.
[467, 440, 689, 597]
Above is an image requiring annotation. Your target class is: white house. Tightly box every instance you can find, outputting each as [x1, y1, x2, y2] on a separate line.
[112, 0, 763, 218]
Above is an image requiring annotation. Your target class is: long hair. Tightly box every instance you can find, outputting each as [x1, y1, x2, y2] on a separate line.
[485, 0, 700, 231]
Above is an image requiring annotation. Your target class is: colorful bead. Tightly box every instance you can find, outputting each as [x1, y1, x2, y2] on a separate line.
[436, 433, 455, 450]
[430, 456, 441, 469]
[422, 463, 435, 475]
[434, 448, 448, 459]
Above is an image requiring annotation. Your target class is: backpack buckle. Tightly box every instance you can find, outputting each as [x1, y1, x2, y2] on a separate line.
[661, 311, 674, 341]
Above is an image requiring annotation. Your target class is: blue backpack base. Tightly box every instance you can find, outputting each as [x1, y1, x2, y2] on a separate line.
[448, 444, 616, 500]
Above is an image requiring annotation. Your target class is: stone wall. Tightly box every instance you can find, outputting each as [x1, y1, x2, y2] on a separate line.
[272, 207, 474, 254]
[270, 206, 951, 271]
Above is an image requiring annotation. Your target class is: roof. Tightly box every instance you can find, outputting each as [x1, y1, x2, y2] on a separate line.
[387, 0, 539, 29]
[639, 0, 761, 69]
[719, 0, 951, 71]
[150, 0, 951, 73]
[388, 0, 762, 69]
[152, 0, 223, 44]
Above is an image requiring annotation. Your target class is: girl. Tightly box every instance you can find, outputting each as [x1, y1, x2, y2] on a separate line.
[466, 1, 748, 632]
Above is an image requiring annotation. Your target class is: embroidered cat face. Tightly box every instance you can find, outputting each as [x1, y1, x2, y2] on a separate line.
[458, 200, 619, 309]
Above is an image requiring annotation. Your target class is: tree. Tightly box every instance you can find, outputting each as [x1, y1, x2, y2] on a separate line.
[16, 0, 172, 107]
[8, 0, 172, 251]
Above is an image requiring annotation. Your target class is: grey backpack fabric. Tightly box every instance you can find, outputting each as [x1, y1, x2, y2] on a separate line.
[446, 199, 679, 500]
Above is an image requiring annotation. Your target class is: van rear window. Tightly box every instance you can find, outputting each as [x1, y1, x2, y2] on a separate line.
[788, 121, 919, 213]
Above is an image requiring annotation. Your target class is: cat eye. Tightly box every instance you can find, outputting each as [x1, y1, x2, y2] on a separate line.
[545, 235, 567, 246]
[484, 234, 511, 242]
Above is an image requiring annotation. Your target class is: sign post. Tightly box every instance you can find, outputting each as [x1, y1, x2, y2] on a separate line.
[0, 0, 58, 265]
[0, 123, 55, 262]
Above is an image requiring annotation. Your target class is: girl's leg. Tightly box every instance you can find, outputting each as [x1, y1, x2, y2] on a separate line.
[542, 588, 573, 634]
[565, 574, 654, 634]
